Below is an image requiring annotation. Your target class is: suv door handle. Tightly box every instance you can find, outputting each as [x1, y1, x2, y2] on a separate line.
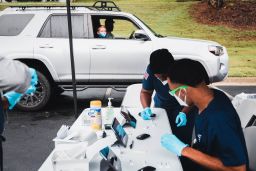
[39, 44, 54, 48]
[92, 45, 106, 50]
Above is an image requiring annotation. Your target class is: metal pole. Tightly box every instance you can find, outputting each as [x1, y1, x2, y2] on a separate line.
[66, 0, 78, 118]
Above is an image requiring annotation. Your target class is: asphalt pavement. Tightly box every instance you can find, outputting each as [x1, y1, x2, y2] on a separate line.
[2, 86, 256, 171]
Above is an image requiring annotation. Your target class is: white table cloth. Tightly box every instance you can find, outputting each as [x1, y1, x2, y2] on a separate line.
[38, 107, 183, 171]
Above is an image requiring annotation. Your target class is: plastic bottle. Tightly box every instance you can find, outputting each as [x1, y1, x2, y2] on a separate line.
[89, 100, 102, 131]
[105, 98, 114, 124]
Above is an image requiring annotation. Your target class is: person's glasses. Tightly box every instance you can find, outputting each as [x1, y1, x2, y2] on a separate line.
[169, 85, 188, 96]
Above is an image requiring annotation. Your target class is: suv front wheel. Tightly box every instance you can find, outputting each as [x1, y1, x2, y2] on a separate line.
[16, 71, 52, 111]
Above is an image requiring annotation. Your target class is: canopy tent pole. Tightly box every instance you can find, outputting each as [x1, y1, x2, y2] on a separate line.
[66, 0, 78, 118]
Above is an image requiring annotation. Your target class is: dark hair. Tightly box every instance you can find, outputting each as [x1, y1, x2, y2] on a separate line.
[105, 19, 114, 32]
[149, 49, 174, 74]
[167, 59, 210, 87]
[105, 18, 114, 24]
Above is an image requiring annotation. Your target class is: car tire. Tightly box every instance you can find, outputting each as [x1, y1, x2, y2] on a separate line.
[16, 71, 52, 111]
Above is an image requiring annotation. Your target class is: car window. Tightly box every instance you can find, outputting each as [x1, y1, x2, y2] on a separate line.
[39, 15, 87, 38]
[91, 15, 140, 39]
[0, 14, 34, 36]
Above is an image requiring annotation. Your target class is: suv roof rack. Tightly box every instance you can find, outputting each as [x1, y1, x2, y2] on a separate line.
[10, 1, 121, 12]
[90, 1, 121, 11]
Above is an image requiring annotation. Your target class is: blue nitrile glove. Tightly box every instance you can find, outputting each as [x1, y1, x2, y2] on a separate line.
[3, 91, 23, 110]
[141, 107, 152, 120]
[176, 112, 187, 127]
[24, 68, 38, 95]
[116, 125, 125, 137]
[25, 85, 36, 95]
[161, 134, 188, 156]
[130, 121, 136, 128]
[29, 68, 38, 87]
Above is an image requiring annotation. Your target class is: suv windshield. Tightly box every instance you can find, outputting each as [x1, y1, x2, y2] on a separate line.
[133, 15, 165, 38]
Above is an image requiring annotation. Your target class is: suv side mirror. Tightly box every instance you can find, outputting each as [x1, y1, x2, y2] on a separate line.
[134, 30, 149, 41]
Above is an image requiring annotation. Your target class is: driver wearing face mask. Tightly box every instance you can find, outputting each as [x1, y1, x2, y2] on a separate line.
[97, 25, 107, 38]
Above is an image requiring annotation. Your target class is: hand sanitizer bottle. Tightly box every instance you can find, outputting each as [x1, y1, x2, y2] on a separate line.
[105, 98, 114, 124]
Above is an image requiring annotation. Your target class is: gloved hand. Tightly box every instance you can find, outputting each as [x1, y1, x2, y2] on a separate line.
[141, 107, 152, 120]
[25, 85, 36, 95]
[24, 68, 38, 95]
[161, 134, 188, 156]
[129, 121, 136, 128]
[29, 68, 38, 87]
[176, 112, 187, 127]
[116, 125, 125, 137]
[3, 91, 23, 110]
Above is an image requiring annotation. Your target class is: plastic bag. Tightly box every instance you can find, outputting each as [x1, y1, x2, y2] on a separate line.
[232, 93, 256, 109]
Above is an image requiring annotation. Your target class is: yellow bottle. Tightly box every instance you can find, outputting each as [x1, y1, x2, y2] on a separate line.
[90, 100, 102, 131]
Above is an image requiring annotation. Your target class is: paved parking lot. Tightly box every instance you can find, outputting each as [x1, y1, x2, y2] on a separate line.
[3, 88, 125, 171]
[2, 86, 256, 171]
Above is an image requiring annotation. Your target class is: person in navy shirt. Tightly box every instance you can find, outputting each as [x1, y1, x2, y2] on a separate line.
[161, 59, 248, 171]
[140, 49, 196, 144]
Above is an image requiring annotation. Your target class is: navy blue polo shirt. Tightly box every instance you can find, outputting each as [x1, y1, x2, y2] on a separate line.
[193, 89, 248, 170]
[142, 65, 180, 111]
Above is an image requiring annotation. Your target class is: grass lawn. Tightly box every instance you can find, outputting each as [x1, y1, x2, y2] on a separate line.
[0, 0, 255, 77]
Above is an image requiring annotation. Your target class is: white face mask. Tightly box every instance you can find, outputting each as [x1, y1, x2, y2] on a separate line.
[162, 80, 168, 85]
[173, 93, 188, 107]
[157, 77, 168, 85]
[170, 87, 189, 107]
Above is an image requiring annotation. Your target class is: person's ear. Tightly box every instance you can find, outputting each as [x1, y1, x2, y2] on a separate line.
[186, 86, 193, 97]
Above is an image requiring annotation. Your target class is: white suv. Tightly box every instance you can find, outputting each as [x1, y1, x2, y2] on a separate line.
[0, 1, 228, 111]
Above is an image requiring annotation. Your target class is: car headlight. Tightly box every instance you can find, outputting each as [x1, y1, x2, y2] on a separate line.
[208, 45, 224, 56]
